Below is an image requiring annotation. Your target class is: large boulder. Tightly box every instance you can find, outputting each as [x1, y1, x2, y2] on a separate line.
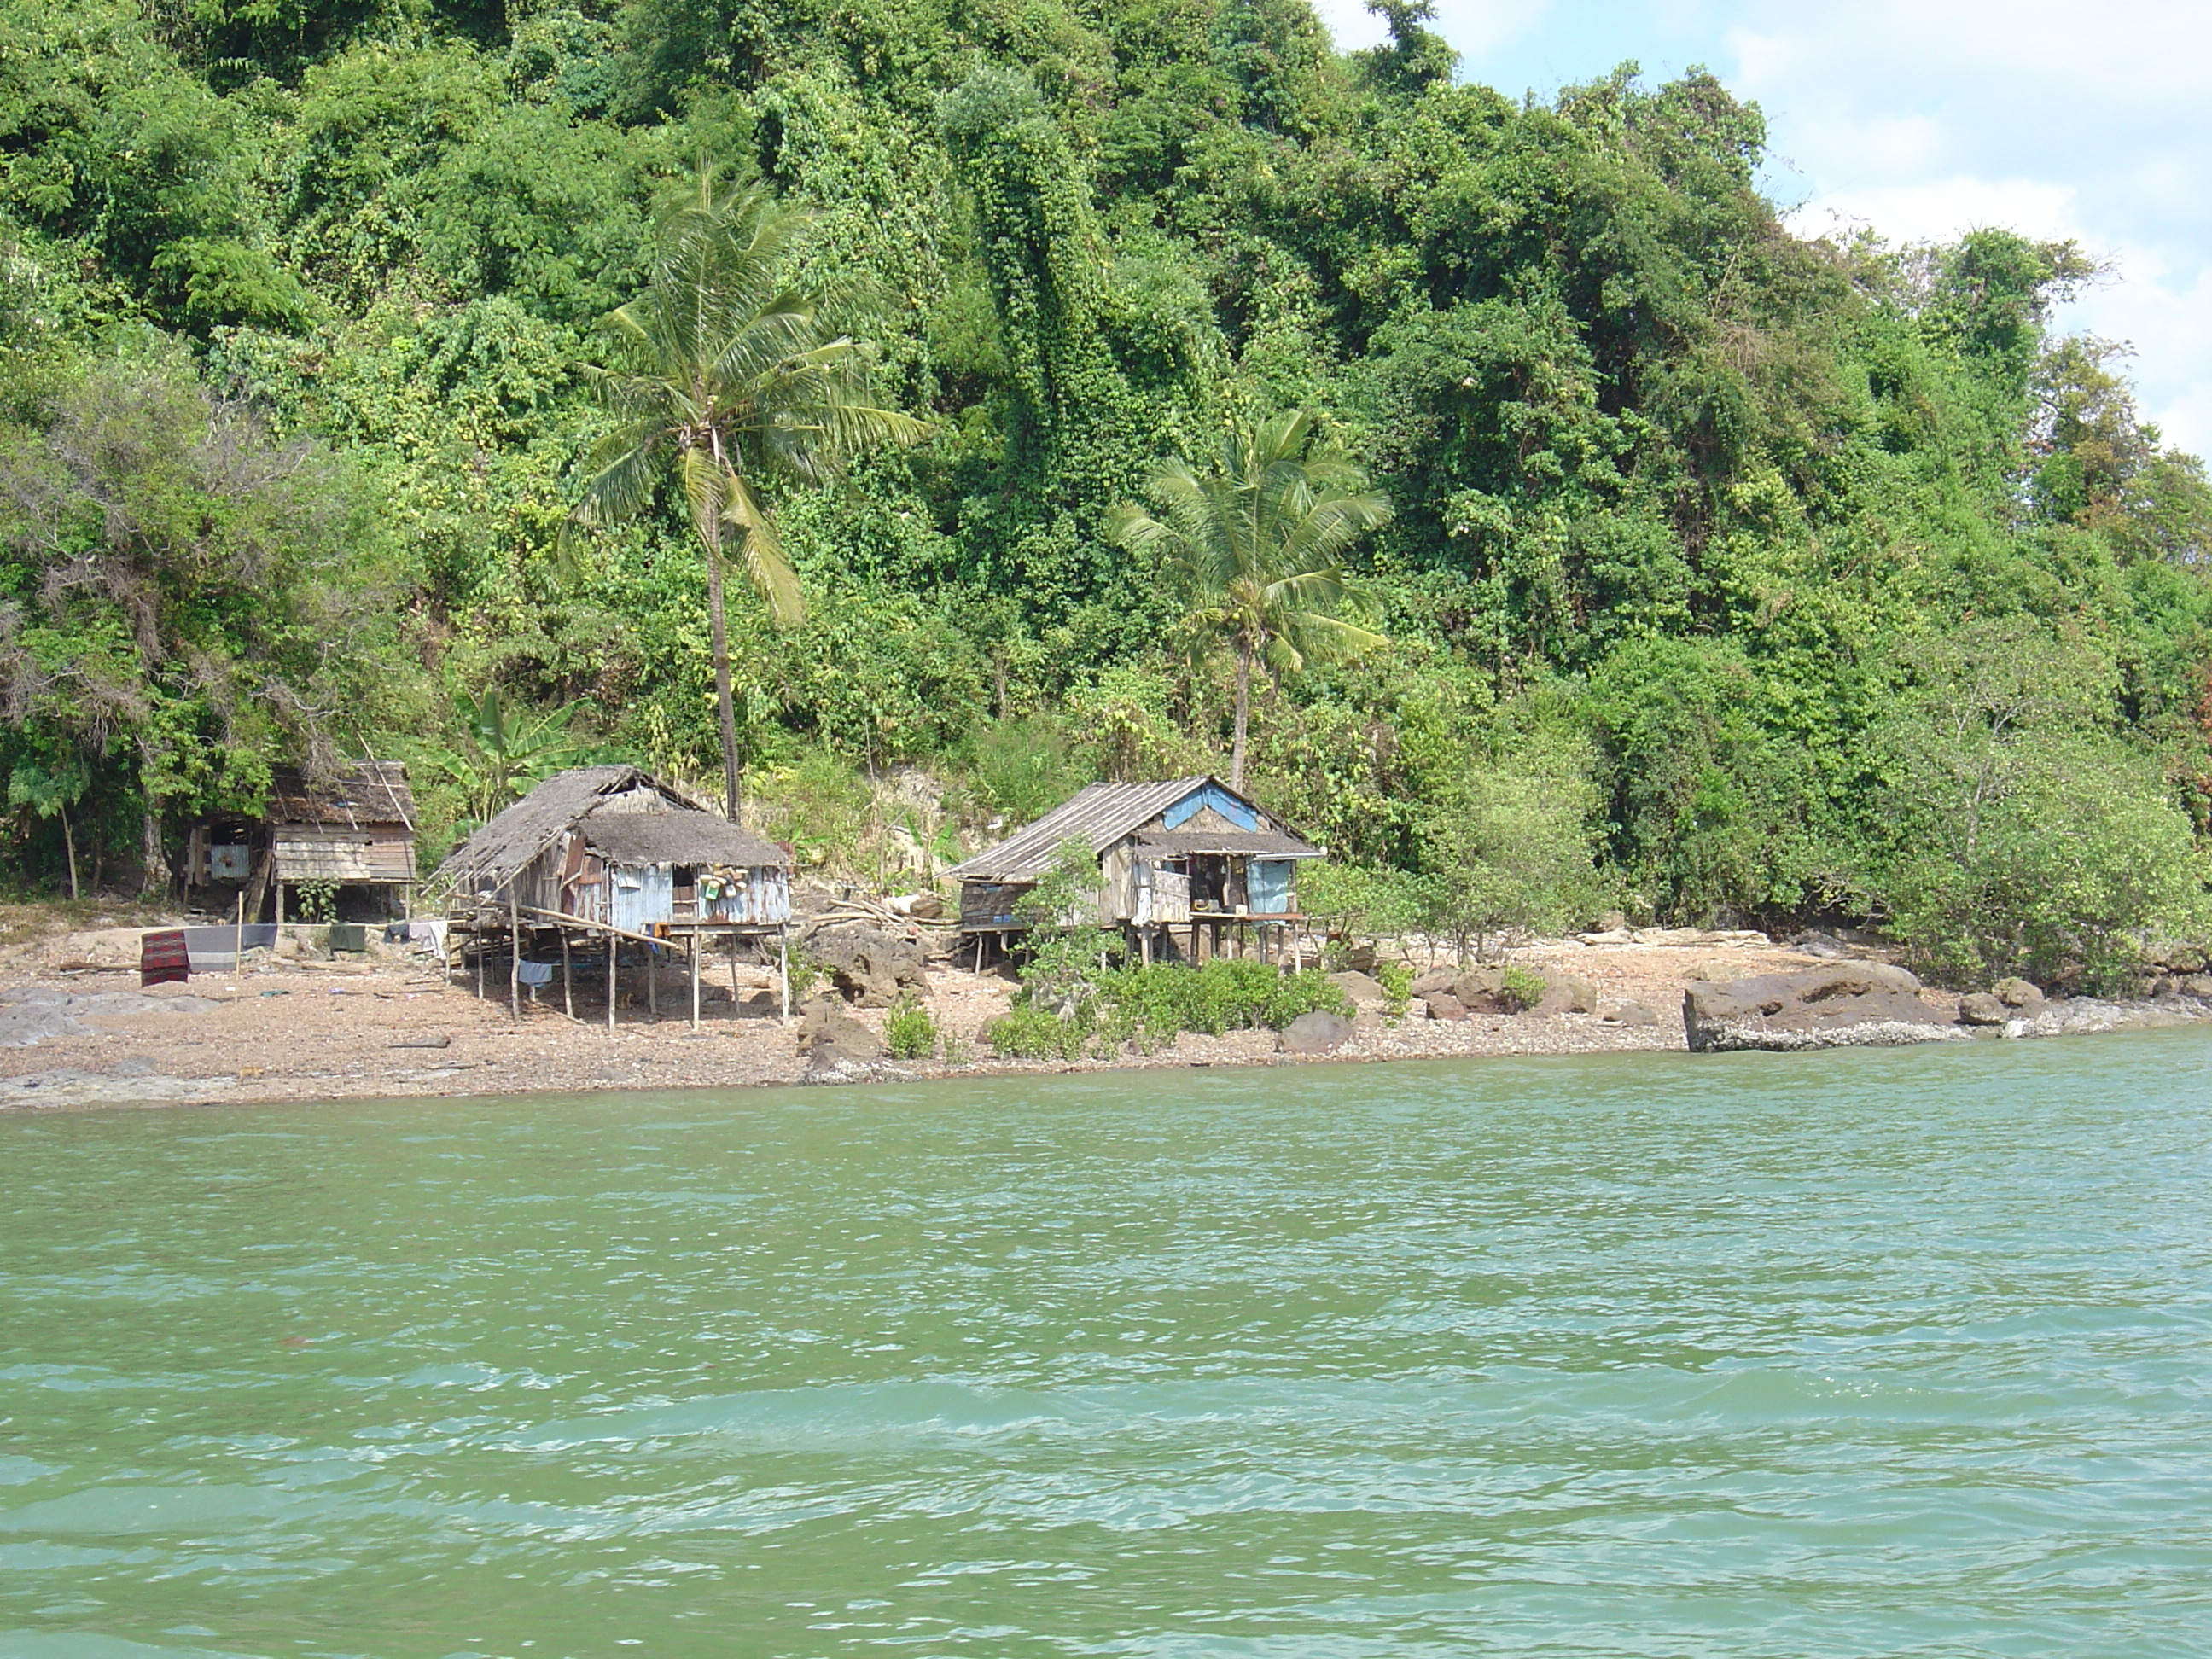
[1957, 992, 2007, 1026]
[1278, 1010, 1356, 1054]
[1410, 968, 1457, 998]
[1992, 976, 2046, 1010]
[1598, 998, 1662, 1028]
[1423, 992, 1470, 1022]
[1328, 970, 1387, 1005]
[1535, 973, 1598, 1016]
[1452, 965, 1506, 1010]
[801, 921, 928, 1008]
[1683, 963, 1965, 1052]
[796, 995, 887, 1068]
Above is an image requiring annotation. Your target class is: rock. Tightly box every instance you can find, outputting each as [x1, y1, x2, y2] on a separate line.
[1452, 964, 1506, 1010]
[1338, 942, 1379, 975]
[2180, 975, 2212, 1000]
[1535, 973, 1598, 1016]
[1957, 992, 2007, 1025]
[1992, 977, 2046, 1010]
[1598, 998, 1662, 1027]
[796, 995, 887, 1065]
[886, 893, 945, 920]
[1328, 970, 1387, 1004]
[801, 921, 928, 1008]
[0, 1006, 90, 1048]
[1423, 992, 1470, 1022]
[1277, 1010, 1356, 1053]
[1409, 968, 1456, 998]
[1683, 963, 1964, 1052]
[1790, 930, 1849, 959]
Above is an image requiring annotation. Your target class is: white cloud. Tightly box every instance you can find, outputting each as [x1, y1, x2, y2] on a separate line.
[1297, 0, 2212, 453]
[1308, 0, 1553, 61]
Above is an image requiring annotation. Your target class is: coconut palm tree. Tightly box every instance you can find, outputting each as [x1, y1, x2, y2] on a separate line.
[568, 171, 928, 818]
[1108, 410, 1391, 788]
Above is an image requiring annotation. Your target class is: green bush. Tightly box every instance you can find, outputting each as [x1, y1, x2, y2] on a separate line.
[884, 994, 939, 1059]
[1498, 963, 1547, 1012]
[1086, 960, 1354, 1049]
[983, 1000, 1091, 1060]
[1377, 959, 1413, 1020]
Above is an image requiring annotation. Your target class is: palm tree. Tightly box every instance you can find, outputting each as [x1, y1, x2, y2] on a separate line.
[568, 171, 928, 818]
[1108, 410, 1391, 789]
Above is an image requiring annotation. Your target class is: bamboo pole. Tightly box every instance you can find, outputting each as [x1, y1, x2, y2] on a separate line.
[778, 927, 790, 1022]
[562, 929, 573, 1020]
[508, 888, 521, 1021]
[234, 888, 244, 970]
[690, 932, 701, 1030]
[647, 936, 658, 1020]
[606, 934, 616, 1032]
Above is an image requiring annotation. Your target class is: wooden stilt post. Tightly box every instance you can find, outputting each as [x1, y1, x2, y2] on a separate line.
[234, 887, 245, 971]
[562, 929, 573, 1020]
[474, 910, 484, 998]
[605, 931, 616, 1031]
[728, 936, 741, 1007]
[778, 927, 790, 1022]
[647, 936, 658, 1020]
[508, 888, 521, 1021]
[1141, 927, 1152, 969]
[690, 931, 701, 1030]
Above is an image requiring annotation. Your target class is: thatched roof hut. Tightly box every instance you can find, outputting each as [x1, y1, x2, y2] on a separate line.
[434, 765, 791, 929]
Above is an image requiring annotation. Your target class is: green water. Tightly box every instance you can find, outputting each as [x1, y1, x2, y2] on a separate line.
[3, 1037, 2209, 1658]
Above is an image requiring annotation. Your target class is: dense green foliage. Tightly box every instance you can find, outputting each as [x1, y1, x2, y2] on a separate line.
[6, 0, 2212, 984]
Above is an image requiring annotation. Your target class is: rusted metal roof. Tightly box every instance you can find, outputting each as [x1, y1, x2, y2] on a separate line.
[950, 777, 1323, 883]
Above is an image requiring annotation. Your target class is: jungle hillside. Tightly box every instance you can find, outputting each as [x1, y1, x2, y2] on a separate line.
[6, 0, 2212, 989]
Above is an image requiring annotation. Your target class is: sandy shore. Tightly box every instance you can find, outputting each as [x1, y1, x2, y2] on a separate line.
[0, 930, 1917, 1112]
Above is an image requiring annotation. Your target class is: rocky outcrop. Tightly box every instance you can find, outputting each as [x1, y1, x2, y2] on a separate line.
[0, 987, 216, 1048]
[796, 996, 887, 1069]
[1957, 992, 2007, 1025]
[1278, 1010, 1356, 1053]
[1535, 973, 1598, 1016]
[1329, 970, 1387, 1005]
[800, 922, 928, 1008]
[1683, 963, 1963, 1052]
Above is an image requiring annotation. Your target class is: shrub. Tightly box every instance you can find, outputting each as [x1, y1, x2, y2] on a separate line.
[1498, 963, 1547, 1012]
[983, 1001, 1090, 1059]
[884, 995, 939, 1059]
[1377, 959, 1413, 1020]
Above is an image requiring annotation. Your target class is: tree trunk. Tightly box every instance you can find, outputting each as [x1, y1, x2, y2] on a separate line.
[139, 804, 169, 898]
[60, 804, 79, 902]
[706, 550, 742, 822]
[1229, 643, 1254, 789]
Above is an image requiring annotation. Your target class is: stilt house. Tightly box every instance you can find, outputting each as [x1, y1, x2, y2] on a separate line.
[183, 761, 418, 920]
[950, 776, 1324, 934]
[433, 765, 793, 928]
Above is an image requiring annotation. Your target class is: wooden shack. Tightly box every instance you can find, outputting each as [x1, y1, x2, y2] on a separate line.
[183, 761, 417, 921]
[949, 776, 1324, 962]
[432, 765, 795, 1026]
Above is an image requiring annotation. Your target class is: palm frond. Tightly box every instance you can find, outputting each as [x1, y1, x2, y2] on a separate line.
[724, 473, 806, 628]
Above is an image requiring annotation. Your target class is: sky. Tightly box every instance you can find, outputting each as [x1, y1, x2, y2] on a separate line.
[1308, 0, 2212, 454]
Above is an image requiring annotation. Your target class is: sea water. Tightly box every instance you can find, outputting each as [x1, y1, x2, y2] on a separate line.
[2, 1033, 2209, 1656]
